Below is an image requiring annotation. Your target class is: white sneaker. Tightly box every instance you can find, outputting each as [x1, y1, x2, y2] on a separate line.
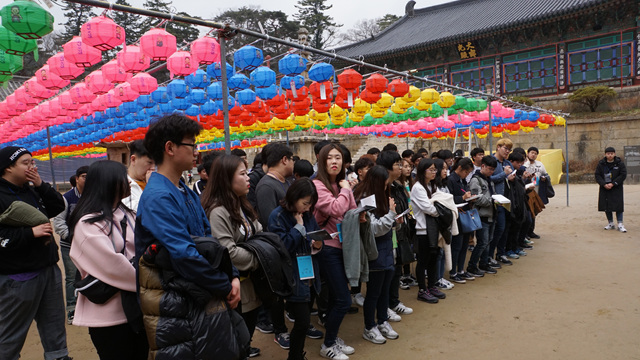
[363, 326, 386, 344]
[618, 224, 627, 233]
[386, 308, 401, 322]
[604, 223, 616, 230]
[392, 302, 413, 315]
[436, 278, 454, 290]
[377, 321, 399, 340]
[352, 293, 365, 307]
[320, 343, 349, 360]
[335, 337, 355, 355]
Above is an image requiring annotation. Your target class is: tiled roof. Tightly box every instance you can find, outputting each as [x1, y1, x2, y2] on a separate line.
[334, 0, 612, 59]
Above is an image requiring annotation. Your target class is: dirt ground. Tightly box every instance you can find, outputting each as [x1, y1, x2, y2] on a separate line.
[22, 184, 640, 360]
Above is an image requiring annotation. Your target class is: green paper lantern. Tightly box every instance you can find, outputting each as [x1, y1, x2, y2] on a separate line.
[452, 95, 467, 110]
[476, 99, 488, 111]
[0, 73, 11, 87]
[1, 0, 54, 40]
[0, 25, 37, 57]
[465, 98, 479, 112]
[0, 49, 22, 75]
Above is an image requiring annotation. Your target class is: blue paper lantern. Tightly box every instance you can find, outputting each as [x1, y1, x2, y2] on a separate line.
[185, 69, 209, 89]
[309, 62, 334, 82]
[121, 101, 139, 115]
[159, 102, 174, 114]
[207, 82, 223, 100]
[256, 84, 278, 100]
[528, 111, 539, 121]
[280, 75, 305, 90]
[167, 79, 189, 99]
[201, 100, 218, 115]
[171, 97, 191, 110]
[278, 54, 307, 75]
[250, 66, 276, 88]
[185, 105, 200, 117]
[234, 45, 263, 72]
[188, 89, 207, 105]
[237, 89, 257, 105]
[206, 62, 233, 81]
[137, 94, 155, 108]
[151, 87, 170, 103]
[228, 74, 250, 91]
[215, 96, 236, 110]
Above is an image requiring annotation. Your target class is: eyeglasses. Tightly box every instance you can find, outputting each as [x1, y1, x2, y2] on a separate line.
[177, 142, 198, 151]
[502, 147, 512, 153]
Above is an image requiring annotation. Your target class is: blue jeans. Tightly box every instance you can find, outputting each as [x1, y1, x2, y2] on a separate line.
[317, 246, 351, 347]
[60, 246, 77, 312]
[605, 211, 623, 223]
[363, 269, 394, 329]
[0, 265, 68, 360]
[436, 248, 444, 280]
[449, 232, 469, 275]
[469, 220, 492, 269]
[487, 206, 506, 260]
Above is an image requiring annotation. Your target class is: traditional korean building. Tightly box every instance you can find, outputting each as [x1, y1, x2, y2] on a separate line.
[335, 0, 639, 98]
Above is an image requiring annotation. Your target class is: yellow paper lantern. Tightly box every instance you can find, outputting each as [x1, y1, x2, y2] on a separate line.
[401, 86, 421, 103]
[332, 115, 346, 125]
[421, 88, 439, 104]
[349, 112, 364, 122]
[395, 97, 412, 110]
[375, 93, 394, 109]
[521, 127, 534, 133]
[391, 103, 407, 114]
[294, 115, 308, 125]
[330, 104, 345, 118]
[414, 99, 431, 111]
[437, 91, 455, 108]
[371, 107, 387, 118]
[554, 116, 566, 126]
[538, 122, 549, 130]
[352, 98, 370, 115]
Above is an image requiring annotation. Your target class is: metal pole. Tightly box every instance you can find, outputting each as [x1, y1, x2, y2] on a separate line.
[46, 126, 57, 188]
[286, 130, 289, 147]
[219, 35, 231, 155]
[488, 101, 493, 155]
[565, 119, 569, 206]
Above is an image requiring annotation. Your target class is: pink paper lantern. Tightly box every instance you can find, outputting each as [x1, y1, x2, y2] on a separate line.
[117, 46, 150, 73]
[140, 28, 177, 61]
[69, 83, 97, 104]
[14, 87, 39, 106]
[190, 36, 220, 65]
[91, 96, 107, 112]
[0, 102, 9, 119]
[39, 102, 56, 119]
[48, 98, 67, 117]
[58, 92, 80, 111]
[85, 70, 114, 95]
[47, 52, 84, 80]
[167, 51, 197, 77]
[101, 89, 123, 108]
[5, 94, 27, 113]
[63, 36, 103, 68]
[25, 77, 55, 100]
[115, 83, 139, 102]
[36, 65, 70, 90]
[128, 73, 158, 95]
[77, 104, 93, 116]
[81, 16, 125, 51]
[102, 60, 130, 84]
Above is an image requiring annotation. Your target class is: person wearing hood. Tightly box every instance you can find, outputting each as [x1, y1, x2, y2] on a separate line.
[595, 147, 627, 233]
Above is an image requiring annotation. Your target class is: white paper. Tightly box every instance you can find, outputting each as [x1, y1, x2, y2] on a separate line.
[525, 183, 535, 190]
[394, 208, 411, 220]
[466, 194, 481, 201]
[456, 203, 468, 208]
[491, 194, 511, 204]
[355, 194, 376, 214]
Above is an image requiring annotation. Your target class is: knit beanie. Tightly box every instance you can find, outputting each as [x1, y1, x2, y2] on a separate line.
[0, 147, 31, 172]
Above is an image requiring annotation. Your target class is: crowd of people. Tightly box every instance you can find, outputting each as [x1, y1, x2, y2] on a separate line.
[0, 113, 626, 360]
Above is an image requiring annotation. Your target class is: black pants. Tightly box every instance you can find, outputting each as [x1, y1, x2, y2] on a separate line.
[237, 306, 260, 341]
[415, 235, 439, 289]
[389, 264, 402, 308]
[271, 297, 288, 335]
[287, 301, 311, 360]
[89, 323, 148, 360]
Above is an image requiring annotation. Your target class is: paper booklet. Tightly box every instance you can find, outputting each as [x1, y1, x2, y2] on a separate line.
[394, 208, 411, 220]
[525, 183, 535, 190]
[466, 194, 481, 201]
[307, 229, 339, 242]
[354, 194, 377, 214]
[491, 194, 511, 204]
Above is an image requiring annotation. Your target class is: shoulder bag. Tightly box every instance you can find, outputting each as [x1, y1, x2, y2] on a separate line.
[458, 208, 482, 233]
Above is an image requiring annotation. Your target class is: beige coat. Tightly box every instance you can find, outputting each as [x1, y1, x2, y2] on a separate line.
[209, 206, 262, 313]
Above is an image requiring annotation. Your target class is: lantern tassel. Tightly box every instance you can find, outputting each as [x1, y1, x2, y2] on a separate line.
[320, 83, 326, 100]
[290, 80, 297, 99]
[347, 91, 353, 108]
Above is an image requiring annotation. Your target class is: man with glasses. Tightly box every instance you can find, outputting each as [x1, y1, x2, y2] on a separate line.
[53, 165, 88, 325]
[486, 139, 516, 270]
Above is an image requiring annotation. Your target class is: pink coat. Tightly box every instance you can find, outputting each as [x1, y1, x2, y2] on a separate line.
[312, 180, 356, 249]
[70, 207, 136, 327]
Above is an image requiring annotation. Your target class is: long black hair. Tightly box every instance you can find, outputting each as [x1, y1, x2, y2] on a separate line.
[353, 165, 390, 218]
[416, 158, 437, 198]
[280, 178, 318, 213]
[68, 160, 132, 236]
[434, 158, 447, 189]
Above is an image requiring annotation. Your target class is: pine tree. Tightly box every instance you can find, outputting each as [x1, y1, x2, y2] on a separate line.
[113, 0, 143, 44]
[140, 0, 200, 46]
[57, 2, 97, 45]
[140, 0, 172, 34]
[294, 0, 342, 50]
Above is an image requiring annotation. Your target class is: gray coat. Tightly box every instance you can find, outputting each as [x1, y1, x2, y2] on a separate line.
[469, 172, 495, 222]
[341, 209, 378, 287]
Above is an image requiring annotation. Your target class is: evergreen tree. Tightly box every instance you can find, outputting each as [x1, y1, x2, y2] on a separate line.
[57, 2, 97, 45]
[377, 14, 400, 31]
[140, 0, 172, 34]
[140, 0, 199, 45]
[294, 0, 341, 50]
[113, 0, 143, 44]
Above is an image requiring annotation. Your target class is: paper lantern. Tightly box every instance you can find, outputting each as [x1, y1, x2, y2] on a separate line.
[206, 61, 233, 81]
[387, 79, 409, 98]
[360, 89, 381, 104]
[115, 83, 139, 102]
[278, 53, 307, 75]
[0, 0, 54, 40]
[286, 86, 308, 101]
[81, 15, 125, 51]
[13, 86, 38, 106]
[256, 84, 277, 100]
[140, 28, 176, 61]
[0, 25, 37, 56]
[309, 81, 333, 102]
[187, 89, 207, 105]
[151, 87, 170, 103]
[233, 45, 263, 71]
[58, 91, 80, 111]
[437, 92, 456, 108]
[24, 77, 54, 99]
[36, 65, 70, 90]
[365, 74, 388, 94]
[85, 70, 114, 95]
[338, 69, 362, 90]
[63, 36, 102, 68]
[101, 89, 123, 108]
[128, 72, 158, 95]
[69, 83, 96, 104]
[102, 60, 130, 83]
[250, 66, 276, 88]
[171, 97, 191, 110]
[206, 82, 223, 100]
[236, 89, 257, 106]
[190, 36, 220, 65]
[420, 88, 439, 104]
[280, 75, 305, 90]
[309, 62, 334, 82]
[47, 52, 83, 80]
[117, 46, 149, 73]
[167, 79, 189, 99]
[90, 96, 107, 112]
[228, 73, 250, 91]
[185, 69, 208, 89]
[167, 51, 197, 77]
[136, 94, 155, 109]
[0, 49, 22, 75]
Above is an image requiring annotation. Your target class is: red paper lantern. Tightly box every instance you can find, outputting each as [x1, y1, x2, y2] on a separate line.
[117, 46, 150, 73]
[47, 52, 84, 80]
[365, 73, 388, 94]
[128, 73, 158, 95]
[286, 86, 309, 101]
[359, 89, 381, 104]
[140, 28, 177, 61]
[58, 91, 80, 111]
[36, 65, 70, 90]
[337, 69, 362, 90]
[312, 101, 331, 113]
[115, 83, 139, 102]
[63, 36, 103, 68]
[266, 94, 286, 107]
[245, 99, 265, 114]
[388, 79, 409, 98]
[69, 83, 97, 104]
[335, 96, 351, 110]
[85, 70, 114, 95]
[309, 81, 333, 103]
[190, 36, 220, 65]
[81, 16, 125, 51]
[167, 51, 197, 77]
[102, 60, 131, 84]
[24, 77, 55, 100]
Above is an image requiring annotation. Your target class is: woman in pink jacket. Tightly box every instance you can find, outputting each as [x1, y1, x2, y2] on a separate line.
[69, 161, 148, 360]
[312, 144, 357, 360]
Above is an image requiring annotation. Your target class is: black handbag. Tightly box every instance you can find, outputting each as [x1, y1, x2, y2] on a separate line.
[396, 236, 415, 265]
[434, 202, 453, 245]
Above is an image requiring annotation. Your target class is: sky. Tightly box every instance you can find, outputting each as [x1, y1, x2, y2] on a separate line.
[48, 0, 457, 35]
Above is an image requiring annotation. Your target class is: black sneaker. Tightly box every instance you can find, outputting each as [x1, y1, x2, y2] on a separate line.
[249, 347, 261, 357]
[428, 287, 446, 299]
[488, 258, 502, 269]
[466, 267, 485, 277]
[459, 272, 475, 281]
[417, 289, 438, 303]
[449, 273, 466, 284]
[520, 243, 533, 249]
[479, 264, 497, 274]
[529, 232, 540, 239]
[310, 308, 318, 316]
[255, 321, 274, 334]
[347, 306, 359, 314]
[497, 255, 513, 266]
[468, 245, 475, 252]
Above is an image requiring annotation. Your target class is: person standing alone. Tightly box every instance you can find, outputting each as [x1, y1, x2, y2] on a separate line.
[595, 147, 627, 232]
